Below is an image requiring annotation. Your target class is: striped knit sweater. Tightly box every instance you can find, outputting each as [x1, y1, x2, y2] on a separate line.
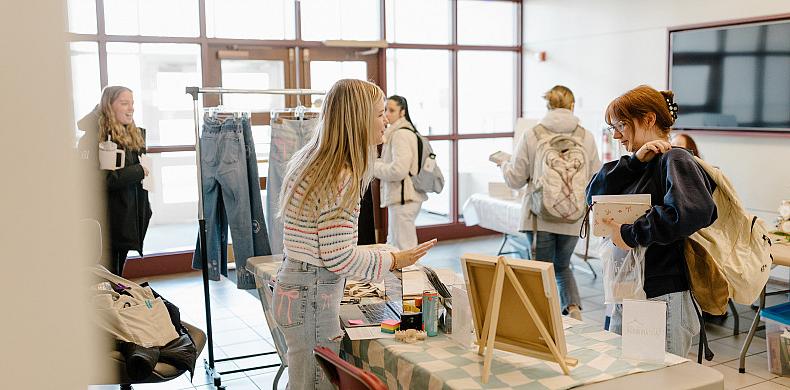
[282, 172, 394, 283]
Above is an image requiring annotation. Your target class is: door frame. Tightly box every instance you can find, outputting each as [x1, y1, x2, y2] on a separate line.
[299, 46, 389, 243]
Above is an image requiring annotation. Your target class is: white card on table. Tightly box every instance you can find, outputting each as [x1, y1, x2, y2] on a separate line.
[622, 299, 666, 363]
[590, 194, 651, 237]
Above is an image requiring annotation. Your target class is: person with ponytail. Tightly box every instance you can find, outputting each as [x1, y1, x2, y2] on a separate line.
[497, 85, 600, 321]
[373, 95, 428, 250]
[274, 80, 436, 389]
[586, 85, 717, 357]
[78, 86, 152, 276]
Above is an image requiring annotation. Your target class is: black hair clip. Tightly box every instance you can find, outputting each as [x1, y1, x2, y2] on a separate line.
[665, 98, 678, 120]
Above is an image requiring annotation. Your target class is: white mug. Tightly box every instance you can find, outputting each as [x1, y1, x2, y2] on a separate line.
[99, 141, 125, 170]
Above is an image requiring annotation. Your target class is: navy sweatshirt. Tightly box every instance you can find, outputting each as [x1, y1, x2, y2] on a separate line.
[586, 148, 718, 298]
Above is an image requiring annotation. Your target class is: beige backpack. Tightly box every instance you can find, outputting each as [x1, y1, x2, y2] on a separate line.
[527, 125, 589, 223]
[685, 157, 773, 315]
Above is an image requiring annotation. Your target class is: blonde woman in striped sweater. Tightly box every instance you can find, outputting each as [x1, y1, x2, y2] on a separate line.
[273, 79, 437, 389]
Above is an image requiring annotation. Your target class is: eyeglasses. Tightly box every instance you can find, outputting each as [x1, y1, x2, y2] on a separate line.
[604, 121, 627, 137]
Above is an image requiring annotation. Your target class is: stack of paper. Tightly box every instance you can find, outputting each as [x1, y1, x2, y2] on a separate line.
[488, 151, 512, 166]
[380, 319, 399, 334]
[402, 266, 463, 298]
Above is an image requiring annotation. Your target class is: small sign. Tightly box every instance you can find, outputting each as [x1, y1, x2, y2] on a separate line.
[621, 299, 666, 363]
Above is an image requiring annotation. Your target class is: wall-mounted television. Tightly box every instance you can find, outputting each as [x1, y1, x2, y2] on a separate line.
[669, 17, 790, 133]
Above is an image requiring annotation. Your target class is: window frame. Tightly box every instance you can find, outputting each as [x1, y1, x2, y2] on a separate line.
[67, 0, 523, 258]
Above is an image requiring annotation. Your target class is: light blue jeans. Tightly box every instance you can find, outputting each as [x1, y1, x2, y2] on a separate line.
[273, 258, 344, 390]
[266, 118, 318, 255]
[609, 290, 700, 357]
[524, 232, 582, 313]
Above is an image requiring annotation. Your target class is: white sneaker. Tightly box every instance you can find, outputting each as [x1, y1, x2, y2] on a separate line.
[567, 305, 582, 321]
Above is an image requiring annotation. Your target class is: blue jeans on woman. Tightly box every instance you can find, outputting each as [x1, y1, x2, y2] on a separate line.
[524, 232, 582, 313]
[273, 258, 345, 390]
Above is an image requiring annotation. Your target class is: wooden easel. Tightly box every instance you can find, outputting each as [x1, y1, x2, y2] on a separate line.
[476, 256, 577, 383]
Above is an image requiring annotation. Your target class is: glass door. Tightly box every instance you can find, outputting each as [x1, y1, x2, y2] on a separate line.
[301, 47, 385, 241]
[206, 47, 292, 162]
[302, 47, 379, 105]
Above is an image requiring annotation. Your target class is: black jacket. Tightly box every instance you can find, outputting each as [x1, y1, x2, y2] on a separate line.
[586, 148, 718, 298]
[78, 107, 152, 255]
[105, 138, 152, 254]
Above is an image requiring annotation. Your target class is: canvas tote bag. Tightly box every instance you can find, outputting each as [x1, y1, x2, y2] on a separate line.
[91, 265, 180, 348]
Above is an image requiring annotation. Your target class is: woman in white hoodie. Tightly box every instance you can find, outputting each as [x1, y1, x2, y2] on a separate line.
[374, 96, 428, 250]
[497, 86, 601, 320]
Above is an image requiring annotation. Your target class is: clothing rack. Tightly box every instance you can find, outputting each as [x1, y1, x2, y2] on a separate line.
[186, 86, 325, 389]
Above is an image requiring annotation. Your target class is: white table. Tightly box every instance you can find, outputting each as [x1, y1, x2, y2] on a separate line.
[462, 193, 527, 257]
[463, 193, 597, 276]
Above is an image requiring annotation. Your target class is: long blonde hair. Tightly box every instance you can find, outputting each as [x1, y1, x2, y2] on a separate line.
[98, 86, 145, 151]
[279, 79, 384, 219]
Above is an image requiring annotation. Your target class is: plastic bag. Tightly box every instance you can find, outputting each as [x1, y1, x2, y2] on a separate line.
[600, 237, 647, 304]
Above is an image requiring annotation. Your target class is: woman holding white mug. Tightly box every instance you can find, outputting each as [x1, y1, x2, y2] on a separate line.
[78, 86, 152, 276]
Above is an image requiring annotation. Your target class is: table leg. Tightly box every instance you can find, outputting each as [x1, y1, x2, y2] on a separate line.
[497, 234, 508, 256]
[739, 287, 766, 373]
[728, 300, 739, 336]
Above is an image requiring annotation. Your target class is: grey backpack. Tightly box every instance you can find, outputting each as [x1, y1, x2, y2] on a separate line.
[398, 127, 445, 205]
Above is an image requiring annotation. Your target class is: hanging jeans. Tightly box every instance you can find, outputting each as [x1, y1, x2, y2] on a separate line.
[267, 118, 318, 255]
[193, 116, 271, 289]
[525, 231, 582, 313]
[609, 290, 700, 357]
[241, 117, 272, 283]
[273, 258, 344, 390]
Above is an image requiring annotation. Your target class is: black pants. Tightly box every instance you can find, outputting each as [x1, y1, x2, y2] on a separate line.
[358, 187, 376, 245]
[110, 249, 129, 276]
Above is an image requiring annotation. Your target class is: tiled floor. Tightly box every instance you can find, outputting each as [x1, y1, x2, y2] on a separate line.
[90, 235, 788, 389]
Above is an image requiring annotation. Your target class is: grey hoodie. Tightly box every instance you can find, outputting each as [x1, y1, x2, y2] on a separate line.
[500, 108, 602, 236]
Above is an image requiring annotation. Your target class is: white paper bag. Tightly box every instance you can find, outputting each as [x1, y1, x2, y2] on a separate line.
[449, 286, 475, 348]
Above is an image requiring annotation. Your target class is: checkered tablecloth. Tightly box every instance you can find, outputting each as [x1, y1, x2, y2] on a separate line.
[341, 323, 687, 390]
[247, 258, 686, 390]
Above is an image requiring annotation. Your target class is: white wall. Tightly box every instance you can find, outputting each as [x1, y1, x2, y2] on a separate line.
[0, 0, 103, 387]
[523, 0, 790, 222]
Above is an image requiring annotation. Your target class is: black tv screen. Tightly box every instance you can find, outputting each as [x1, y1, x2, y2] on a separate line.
[669, 19, 790, 132]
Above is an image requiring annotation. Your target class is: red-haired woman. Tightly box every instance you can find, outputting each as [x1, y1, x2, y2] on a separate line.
[586, 85, 717, 357]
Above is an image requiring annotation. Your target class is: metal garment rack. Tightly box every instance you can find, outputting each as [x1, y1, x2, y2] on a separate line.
[186, 86, 324, 389]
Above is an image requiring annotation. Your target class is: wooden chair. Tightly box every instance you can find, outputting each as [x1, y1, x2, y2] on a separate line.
[313, 347, 387, 390]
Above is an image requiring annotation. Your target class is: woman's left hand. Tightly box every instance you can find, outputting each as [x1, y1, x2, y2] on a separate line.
[634, 140, 672, 162]
[604, 218, 633, 250]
